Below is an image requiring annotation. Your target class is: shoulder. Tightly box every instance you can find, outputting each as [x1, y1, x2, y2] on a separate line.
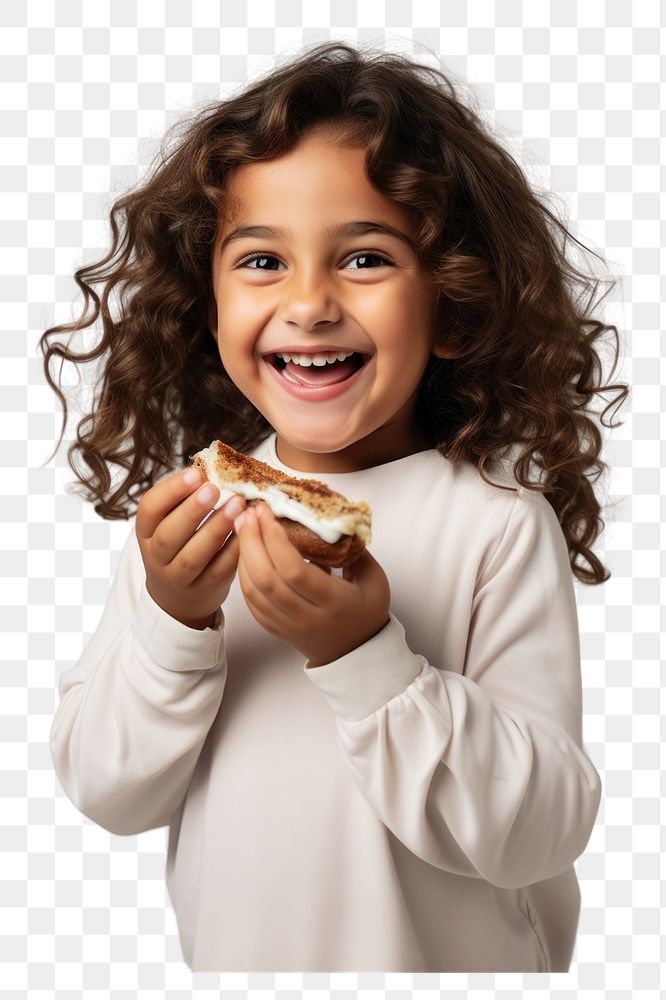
[426, 454, 567, 583]
[446, 454, 556, 525]
[421, 450, 521, 526]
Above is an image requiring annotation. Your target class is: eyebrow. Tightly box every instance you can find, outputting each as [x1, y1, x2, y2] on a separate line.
[218, 220, 416, 254]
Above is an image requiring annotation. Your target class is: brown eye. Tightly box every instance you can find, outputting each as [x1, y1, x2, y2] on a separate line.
[238, 253, 282, 270]
[345, 252, 391, 269]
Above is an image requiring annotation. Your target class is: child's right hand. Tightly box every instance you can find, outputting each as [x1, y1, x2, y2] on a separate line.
[135, 468, 246, 630]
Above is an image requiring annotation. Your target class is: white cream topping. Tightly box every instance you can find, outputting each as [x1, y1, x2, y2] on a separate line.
[222, 481, 351, 543]
[196, 446, 364, 544]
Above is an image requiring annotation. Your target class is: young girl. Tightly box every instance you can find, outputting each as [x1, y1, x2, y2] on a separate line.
[43, 42, 628, 973]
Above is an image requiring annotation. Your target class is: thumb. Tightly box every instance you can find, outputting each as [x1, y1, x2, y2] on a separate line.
[342, 547, 384, 585]
[343, 548, 391, 615]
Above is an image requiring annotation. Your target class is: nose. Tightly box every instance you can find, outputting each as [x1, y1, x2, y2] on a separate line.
[278, 267, 343, 332]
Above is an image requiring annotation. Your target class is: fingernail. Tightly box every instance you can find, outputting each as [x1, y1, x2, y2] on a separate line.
[196, 484, 215, 505]
[233, 512, 246, 532]
[183, 468, 201, 486]
[223, 495, 245, 520]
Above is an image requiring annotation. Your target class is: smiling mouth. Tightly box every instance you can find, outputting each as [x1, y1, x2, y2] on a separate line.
[266, 351, 369, 388]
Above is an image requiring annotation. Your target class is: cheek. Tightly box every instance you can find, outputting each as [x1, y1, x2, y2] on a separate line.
[218, 343, 247, 382]
[375, 332, 433, 398]
[215, 312, 257, 362]
[378, 309, 432, 363]
[217, 295, 266, 349]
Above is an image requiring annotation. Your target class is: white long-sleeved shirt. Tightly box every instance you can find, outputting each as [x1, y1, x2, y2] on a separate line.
[50, 433, 602, 972]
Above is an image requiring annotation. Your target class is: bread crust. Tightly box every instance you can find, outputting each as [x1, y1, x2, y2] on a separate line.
[247, 502, 366, 568]
[190, 441, 371, 568]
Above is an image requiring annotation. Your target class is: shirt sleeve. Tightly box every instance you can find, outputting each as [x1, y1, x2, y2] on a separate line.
[304, 488, 602, 890]
[49, 524, 227, 836]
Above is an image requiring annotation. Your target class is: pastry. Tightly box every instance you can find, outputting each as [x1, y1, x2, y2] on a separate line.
[190, 440, 372, 568]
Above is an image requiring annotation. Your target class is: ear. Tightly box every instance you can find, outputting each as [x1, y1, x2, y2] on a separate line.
[428, 291, 460, 359]
[431, 340, 461, 359]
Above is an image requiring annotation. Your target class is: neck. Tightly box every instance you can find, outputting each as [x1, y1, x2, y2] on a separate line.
[275, 424, 433, 474]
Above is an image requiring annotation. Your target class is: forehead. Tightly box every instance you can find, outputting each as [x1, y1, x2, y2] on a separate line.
[220, 133, 415, 235]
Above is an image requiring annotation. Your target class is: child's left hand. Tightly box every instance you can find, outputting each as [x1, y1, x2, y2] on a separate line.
[234, 503, 391, 668]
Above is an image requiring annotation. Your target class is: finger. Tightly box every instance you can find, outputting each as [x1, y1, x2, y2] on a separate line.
[172, 496, 246, 586]
[310, 563, 332, 575]
[136, 467, 206, 541]
[342, 548, 391, 608]
[236, 555, 296, 642]
[147, 478, 237, 567]
[254, 504, 334, 605]
[237, 507, 317, 614]
[235, 507, 284, 609]
[192, 529, 241, 587]
[342, 547, 379, 583]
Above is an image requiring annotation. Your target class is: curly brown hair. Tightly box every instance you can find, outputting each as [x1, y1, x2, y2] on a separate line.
[40, 41, 629, 585]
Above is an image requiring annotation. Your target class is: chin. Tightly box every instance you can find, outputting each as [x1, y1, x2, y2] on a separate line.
[283, 436, 345, 456]
[278, 427, 360, 456]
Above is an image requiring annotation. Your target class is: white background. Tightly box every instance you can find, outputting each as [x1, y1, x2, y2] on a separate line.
[1, 0, 660, 996]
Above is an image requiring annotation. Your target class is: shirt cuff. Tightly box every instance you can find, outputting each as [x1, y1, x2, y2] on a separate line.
[303, 613, 424, 721]
[131, 583, 225, 672]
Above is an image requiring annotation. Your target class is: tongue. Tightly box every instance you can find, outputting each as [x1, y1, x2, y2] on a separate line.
[282, 358, 358, 387]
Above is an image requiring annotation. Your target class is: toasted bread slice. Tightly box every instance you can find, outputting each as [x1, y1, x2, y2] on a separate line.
[190, 440, 372, 568]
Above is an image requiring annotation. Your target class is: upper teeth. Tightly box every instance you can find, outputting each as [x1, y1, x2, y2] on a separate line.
[276, 351, 354, 367]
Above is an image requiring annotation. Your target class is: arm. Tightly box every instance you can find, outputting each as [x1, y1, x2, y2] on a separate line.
[50, 526, 227, 836]
[304, 489, 602, 890]
[51, 467, 245, 836]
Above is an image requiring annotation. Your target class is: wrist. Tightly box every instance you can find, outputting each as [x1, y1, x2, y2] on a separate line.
[177, 612, 218, 631]
[304, 615, 423, 721]
[145, 583, 219, 631]
[306, 615, 391, 668]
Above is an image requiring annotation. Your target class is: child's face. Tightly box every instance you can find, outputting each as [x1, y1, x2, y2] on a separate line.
[210, 130, 440, 472]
